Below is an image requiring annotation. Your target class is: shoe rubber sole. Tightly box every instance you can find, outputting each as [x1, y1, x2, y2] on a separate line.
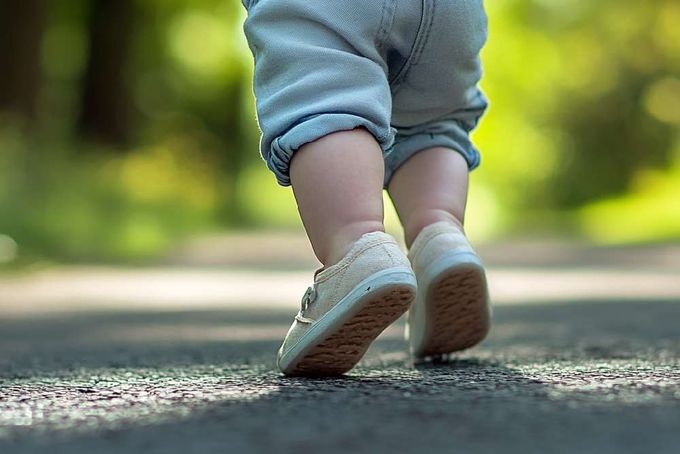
[278, 267, 417, 376]
[410, 251, 490, 358]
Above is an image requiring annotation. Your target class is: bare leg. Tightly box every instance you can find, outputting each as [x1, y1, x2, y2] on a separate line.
[386, 148, 469, 249]
[289, 127, 385, 267]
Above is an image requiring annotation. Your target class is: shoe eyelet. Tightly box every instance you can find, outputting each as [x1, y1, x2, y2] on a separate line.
[300, 286, 317, 311]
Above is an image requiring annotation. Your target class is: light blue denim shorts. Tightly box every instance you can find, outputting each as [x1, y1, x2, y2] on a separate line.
[241, 0, 488, 188]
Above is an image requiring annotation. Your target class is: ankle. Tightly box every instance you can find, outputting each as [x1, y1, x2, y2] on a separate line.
[323, 221, 385, 267]
[404, 210, 464, 249]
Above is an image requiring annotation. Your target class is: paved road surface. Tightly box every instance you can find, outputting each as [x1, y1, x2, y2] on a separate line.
[1, 238, 679, 453]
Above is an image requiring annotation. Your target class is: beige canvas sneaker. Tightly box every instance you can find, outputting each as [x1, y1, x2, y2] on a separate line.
[406, 221, 491, 359]
[277, 231, 417, 376]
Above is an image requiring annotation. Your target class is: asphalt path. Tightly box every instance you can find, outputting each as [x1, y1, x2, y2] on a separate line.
[1, 299, 678, 453]
[1, 239, 679, 453]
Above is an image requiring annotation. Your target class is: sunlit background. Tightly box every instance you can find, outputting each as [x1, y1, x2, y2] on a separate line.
[0, 0, 679, 267]
[2, 3, 679, 447]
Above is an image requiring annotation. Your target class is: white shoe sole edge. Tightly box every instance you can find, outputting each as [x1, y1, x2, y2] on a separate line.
[278, 267, 417, 376]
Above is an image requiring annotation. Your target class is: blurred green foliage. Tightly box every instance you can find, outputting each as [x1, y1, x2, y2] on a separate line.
[468, 0, 680, 241]
[0, 0, 678, 264]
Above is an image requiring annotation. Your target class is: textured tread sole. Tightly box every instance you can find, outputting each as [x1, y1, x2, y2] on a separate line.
[417, 263, 490, 357]
[285, 285, 416, 376]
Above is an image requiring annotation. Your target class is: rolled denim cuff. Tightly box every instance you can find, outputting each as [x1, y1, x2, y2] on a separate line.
[383, 119, 482, 188]
[265, 113, 397, 187]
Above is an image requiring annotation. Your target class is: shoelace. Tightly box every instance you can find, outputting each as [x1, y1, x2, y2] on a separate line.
[295, 285, 317, 324]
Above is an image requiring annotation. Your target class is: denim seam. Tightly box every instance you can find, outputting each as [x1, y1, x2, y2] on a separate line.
[390, 0, 434, 93]
[375, 0, 396, 56]
[410, 0, 435, 68]
[389, 0, 425, 88]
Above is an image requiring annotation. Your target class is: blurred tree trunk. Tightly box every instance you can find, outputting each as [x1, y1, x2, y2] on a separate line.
[0, 0, 46, 121]
[78, 0, 135, 145]
[220, 77, 251, 226]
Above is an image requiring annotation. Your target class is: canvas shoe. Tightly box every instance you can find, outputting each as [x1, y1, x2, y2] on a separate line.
[277, 230, 417, 376]
[406, 221, 491, 359]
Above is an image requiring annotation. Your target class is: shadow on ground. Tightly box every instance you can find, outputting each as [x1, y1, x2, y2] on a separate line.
[1, 300, 679, 453]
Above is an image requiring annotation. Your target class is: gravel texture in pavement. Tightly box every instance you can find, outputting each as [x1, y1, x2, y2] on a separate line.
[1, 298, 679, 453]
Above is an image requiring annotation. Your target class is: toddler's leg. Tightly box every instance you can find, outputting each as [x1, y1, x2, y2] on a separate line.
[386, 147, 469, 248]
[387, 146, 490, 358]
[289, 127, 385, 267]
[278, 126, 417, 375]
